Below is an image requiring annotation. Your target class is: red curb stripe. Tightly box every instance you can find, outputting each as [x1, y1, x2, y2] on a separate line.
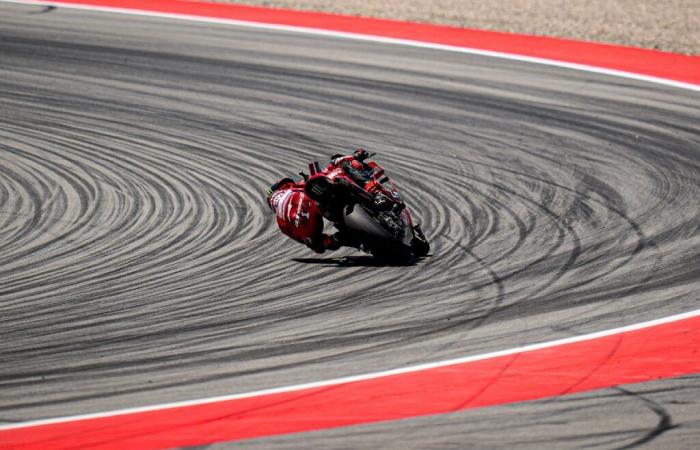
[10, 0, 700, 86]
[2, 315, 700, 449]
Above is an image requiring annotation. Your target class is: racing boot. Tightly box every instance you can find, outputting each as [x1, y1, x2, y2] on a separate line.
[322, 234, 342, 251]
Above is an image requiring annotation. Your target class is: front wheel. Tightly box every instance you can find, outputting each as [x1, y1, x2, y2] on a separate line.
[411, 224, 430, 257]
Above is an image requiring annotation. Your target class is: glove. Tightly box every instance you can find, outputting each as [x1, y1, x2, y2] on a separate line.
[354, 148, 370, 161]
[364, 179, 381, 194]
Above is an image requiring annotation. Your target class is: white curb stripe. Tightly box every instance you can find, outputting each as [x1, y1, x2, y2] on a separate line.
[2, 307, 700, 431]
[1, 0, 698, 433]
[1, 0, 699, 92]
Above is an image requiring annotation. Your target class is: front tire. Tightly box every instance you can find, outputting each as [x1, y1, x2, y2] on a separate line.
[411, 225, 430, 257]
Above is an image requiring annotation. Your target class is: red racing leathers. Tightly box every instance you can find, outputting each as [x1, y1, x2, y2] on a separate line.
[269, 181, 339, 253]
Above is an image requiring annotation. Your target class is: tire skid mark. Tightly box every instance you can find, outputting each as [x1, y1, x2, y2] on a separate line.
[0, 10, 699, 445]
[453, 156, 666, 313]
[612, 387, 678, 449]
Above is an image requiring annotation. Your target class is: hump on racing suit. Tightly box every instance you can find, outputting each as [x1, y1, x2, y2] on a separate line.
[267, 179, 341, 253]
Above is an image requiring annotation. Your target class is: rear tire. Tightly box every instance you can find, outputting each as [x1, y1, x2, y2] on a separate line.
[343, 205, 415, 261]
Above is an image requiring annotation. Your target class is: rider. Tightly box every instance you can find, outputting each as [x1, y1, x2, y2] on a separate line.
[266, 149, 379, 254]
[267, 149, 427, 255]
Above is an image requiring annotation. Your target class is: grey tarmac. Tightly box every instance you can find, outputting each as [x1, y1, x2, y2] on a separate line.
[0, 3, 699, 448]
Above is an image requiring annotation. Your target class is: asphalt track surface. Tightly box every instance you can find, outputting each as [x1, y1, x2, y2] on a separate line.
[1, 2, 700, 448]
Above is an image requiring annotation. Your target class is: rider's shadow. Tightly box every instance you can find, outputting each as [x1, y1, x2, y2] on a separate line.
[292, 255, 422, 267]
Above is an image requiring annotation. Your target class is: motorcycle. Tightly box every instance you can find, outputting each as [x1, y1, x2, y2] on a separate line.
[303, 154, 430, 261]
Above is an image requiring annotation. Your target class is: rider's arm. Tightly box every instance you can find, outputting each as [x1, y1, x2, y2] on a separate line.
[340, 160, 372, 187]
[328, 149, 370, 169]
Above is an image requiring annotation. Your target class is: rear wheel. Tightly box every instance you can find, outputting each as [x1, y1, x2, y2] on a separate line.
[411, 224, 430, 257]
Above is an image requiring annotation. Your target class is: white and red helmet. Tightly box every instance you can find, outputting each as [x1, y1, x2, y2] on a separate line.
[266, 177, 295, 210]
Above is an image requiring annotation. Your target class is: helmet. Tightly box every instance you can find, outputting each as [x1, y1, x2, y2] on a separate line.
[266, 177, 295, 210]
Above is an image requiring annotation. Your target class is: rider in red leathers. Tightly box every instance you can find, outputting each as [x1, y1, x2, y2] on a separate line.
[266, 150, 379, 254]
[267, 149, 427, 255]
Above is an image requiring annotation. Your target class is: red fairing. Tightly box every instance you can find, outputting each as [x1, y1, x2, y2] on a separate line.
[322, 165, 349, 181]
[326, 155, 395, 199]
[323, 157, 367, 186]
[269, 183, 325, 251]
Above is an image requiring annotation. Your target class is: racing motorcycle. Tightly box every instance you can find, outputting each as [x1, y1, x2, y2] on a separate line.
[303, 154, 430, 261]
